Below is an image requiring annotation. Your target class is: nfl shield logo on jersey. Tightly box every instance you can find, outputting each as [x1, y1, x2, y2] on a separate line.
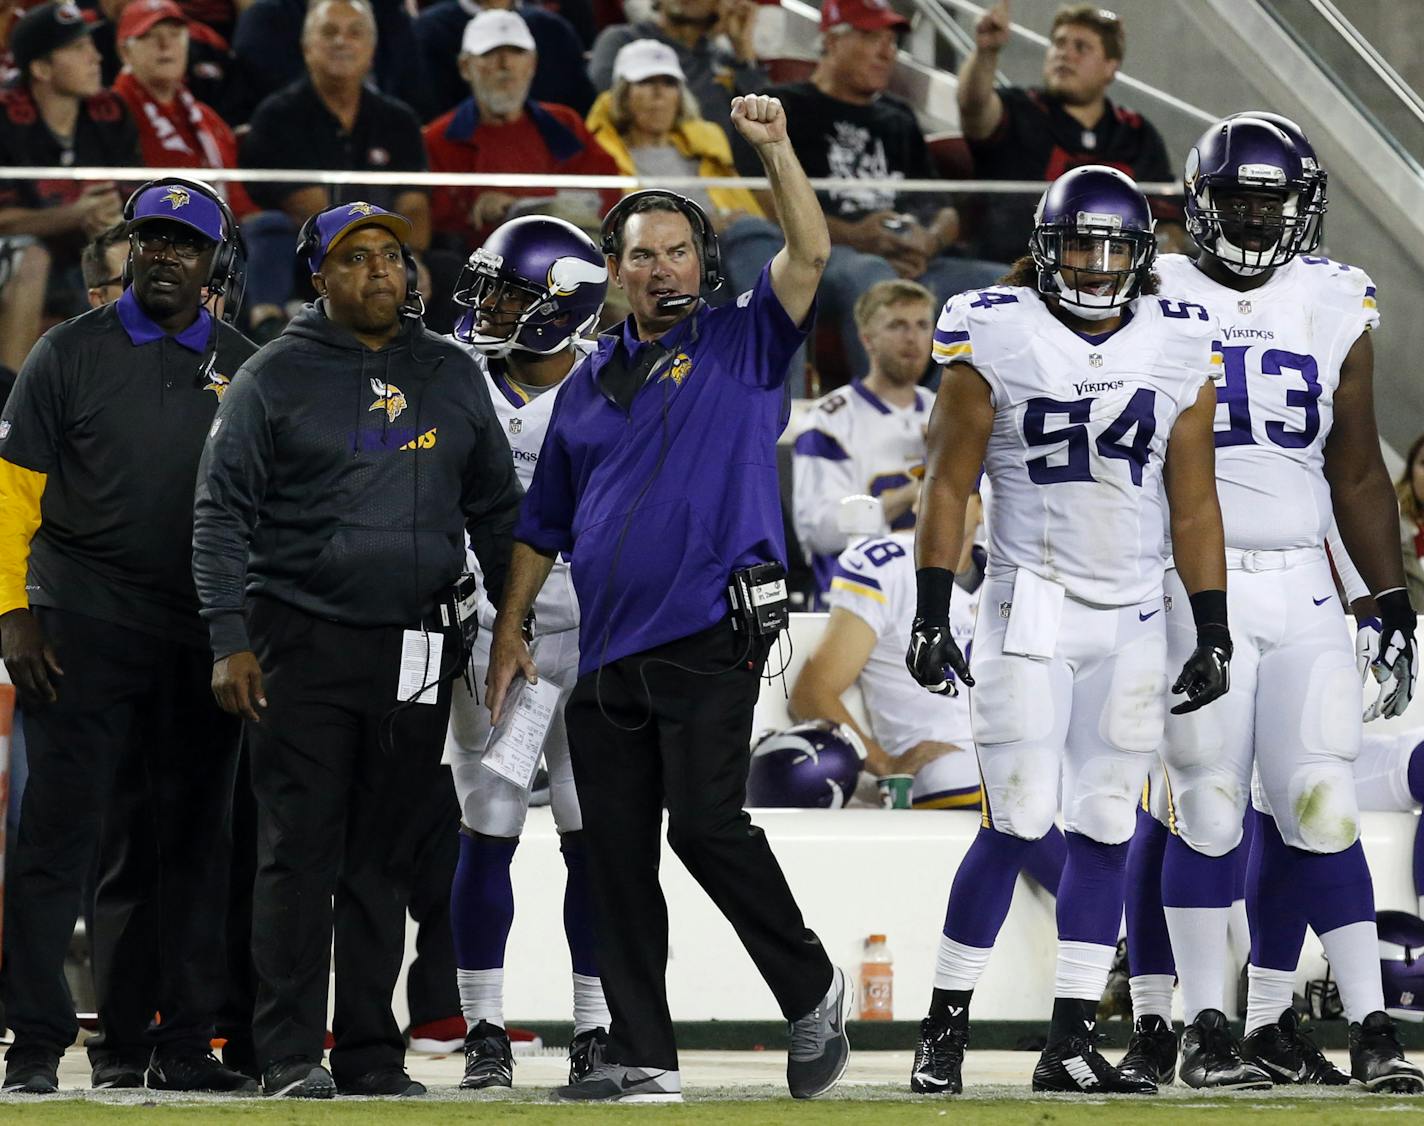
[1238, 299, 1252, 314]
[510, 418, 522, 435]
[1089, 353, 1103, 368]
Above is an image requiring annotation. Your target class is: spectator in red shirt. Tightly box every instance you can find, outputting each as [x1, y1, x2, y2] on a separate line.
[111, 0, 254, 217]
[424, 9, 619, 254]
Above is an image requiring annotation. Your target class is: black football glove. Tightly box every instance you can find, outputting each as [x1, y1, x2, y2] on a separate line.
[1170, 623, 1231, 715]
[906, 617, 973, 697]
[1366, 589, 1417, 721]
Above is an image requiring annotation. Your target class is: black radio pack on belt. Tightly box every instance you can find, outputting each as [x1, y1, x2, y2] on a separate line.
[439, 572, 482, 672]
[728, 562, 789, 638]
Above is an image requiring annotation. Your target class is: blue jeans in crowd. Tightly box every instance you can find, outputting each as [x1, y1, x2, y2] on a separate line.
[720, 217, 1006, 391]
[240, 211, 302, 313]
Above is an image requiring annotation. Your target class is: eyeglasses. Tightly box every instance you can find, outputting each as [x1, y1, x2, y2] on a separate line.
[133, 229, 211, 260]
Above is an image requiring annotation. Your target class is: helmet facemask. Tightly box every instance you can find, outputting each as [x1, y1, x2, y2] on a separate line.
[1032, 219, 1154, 321]
[1194, 182, 1310, 275]
[453, 247, 593, 358]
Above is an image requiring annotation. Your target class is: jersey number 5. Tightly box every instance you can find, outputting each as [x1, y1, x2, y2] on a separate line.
[1023, 389, 1159, 487]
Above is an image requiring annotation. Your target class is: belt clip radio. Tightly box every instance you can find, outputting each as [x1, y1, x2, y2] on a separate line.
[440, 573, 482, 673]
[729, 562, 789, 637]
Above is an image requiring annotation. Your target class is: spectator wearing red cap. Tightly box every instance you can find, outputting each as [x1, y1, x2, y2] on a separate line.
[424, 9, 619, 255]
[90, 0, 236, 111]
[589, 0, 766, 138]
[957, 1, 1185, 262]
[724, 0, 1002, 387]
[111, 0, 254, 218]
[0, 1, 139, 341]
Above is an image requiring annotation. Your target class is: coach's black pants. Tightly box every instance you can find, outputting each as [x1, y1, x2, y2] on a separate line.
[2, 608, 240, 1061]
[565, 618, 832, 1071]
[244, 597, 453, 1081]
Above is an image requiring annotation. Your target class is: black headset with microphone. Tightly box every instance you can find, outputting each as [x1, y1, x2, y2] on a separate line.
[296, 208, 424, 317]
[599, 189, 723, 299]
[121, 176, 246, 321]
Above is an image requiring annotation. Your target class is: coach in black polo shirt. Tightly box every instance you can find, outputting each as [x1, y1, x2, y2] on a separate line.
[956, 2, 1184, 263]
[0, 179, 255, 1096]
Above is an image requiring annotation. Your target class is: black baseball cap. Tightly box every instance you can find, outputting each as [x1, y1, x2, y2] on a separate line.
[11, 2, 95, 77]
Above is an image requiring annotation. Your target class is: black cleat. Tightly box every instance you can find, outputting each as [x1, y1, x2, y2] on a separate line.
[568, 1027, 609, 1085]
[1349, 1010, 1424, 1093]
[90, 1055, 146, 1090]
[460, 1020, 513, 1090]
[147, 1049, 259, 1093]
[336, 1067, 425, 1097]
[1242, 1008, 1351, 1086]
[2, 1051, 59, 1095]
[1033, 1035, 1156, 1093]
[910, 1015, 968, 1094]
[1117, 1014, 1178, 1086]
[261, 1057, 336, 1099]
[1179, 1009, 1273, 1090]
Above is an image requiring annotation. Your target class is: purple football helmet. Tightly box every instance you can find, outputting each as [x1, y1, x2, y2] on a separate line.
[453, 215, 608, 357]
[1185, 116, 1320, 274]
[746, 721, 866, 809]
[1222, 110, 1328, 254]
[1379, 910, 1424, 1022]
[1030, 165, 1156, 320]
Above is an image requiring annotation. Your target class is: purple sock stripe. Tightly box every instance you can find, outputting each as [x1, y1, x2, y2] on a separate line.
[1125, 808, 1176, 976]
[942, 827, 1034, 948]
[1301, 840, 1376, 935]
[1022, 825, 1067, 897]
[1414, 815, 1424, 902]
[1161, 832, 1237, 909]
[1233, 809, 1255, 901]
[1246, 808, 1309, 971]
[1056, 831, 1129, 947]
[452, 832, 519, 970]
[560, 832, 601, 979]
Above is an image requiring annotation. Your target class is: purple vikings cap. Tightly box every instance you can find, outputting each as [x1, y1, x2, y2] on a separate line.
[305, 201, 413, 273]
[128, 181, 225, 242]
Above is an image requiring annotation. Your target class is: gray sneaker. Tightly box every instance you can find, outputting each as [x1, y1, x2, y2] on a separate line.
[551, 1063, 682, 1103]
[787, 966, 851, 1099]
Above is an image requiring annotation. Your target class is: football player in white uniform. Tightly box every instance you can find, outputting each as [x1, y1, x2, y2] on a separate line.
[906, 166, 1230, 1094]
[792, 281, 936, 598]
[1121, 115, 1424, 1095]
[442, 216, 610, 1089]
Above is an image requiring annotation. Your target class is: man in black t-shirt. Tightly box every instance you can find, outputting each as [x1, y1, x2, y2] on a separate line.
[723, 0, 1001, 386]
[0, 3, 141, 329]
[237, 0, 429, 339]
[957, 1, 1186, 265]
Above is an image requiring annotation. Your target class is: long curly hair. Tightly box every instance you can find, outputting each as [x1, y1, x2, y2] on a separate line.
[995, 254, 1162, 295]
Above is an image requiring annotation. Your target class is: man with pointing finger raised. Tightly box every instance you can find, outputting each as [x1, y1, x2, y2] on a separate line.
[486, 92, 849, 1104]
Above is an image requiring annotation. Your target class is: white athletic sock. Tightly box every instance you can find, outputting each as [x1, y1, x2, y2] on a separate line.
[1245, 965, 1295, 1036]
[1164, 905, 1231, 1023]
[933, 936, 993, 992]
[1129, 973, 1175, 1023]
[1319, 920, 1386, 1024]
[572, 973, 610, 1034]
[1054, 940, 1116, 1002]
[458, 968, 504, 1030]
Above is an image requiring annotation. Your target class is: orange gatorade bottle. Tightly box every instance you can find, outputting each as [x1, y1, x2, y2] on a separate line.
[859, 934, 893, 1020]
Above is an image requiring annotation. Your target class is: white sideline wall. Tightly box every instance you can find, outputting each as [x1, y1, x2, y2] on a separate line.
[391, 612, 1424, 1027]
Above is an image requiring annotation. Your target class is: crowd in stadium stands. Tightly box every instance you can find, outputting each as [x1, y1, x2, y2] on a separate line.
[0, 0, 1194, 390]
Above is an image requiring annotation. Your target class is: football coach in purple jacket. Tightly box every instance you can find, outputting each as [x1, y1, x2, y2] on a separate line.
[485, 93, 847, 1104]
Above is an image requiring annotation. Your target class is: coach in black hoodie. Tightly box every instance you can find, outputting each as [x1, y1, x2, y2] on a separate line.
[193, 202, 521, 1100]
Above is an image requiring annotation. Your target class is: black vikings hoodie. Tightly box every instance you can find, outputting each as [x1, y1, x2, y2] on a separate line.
[193, 301, 522, 658]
